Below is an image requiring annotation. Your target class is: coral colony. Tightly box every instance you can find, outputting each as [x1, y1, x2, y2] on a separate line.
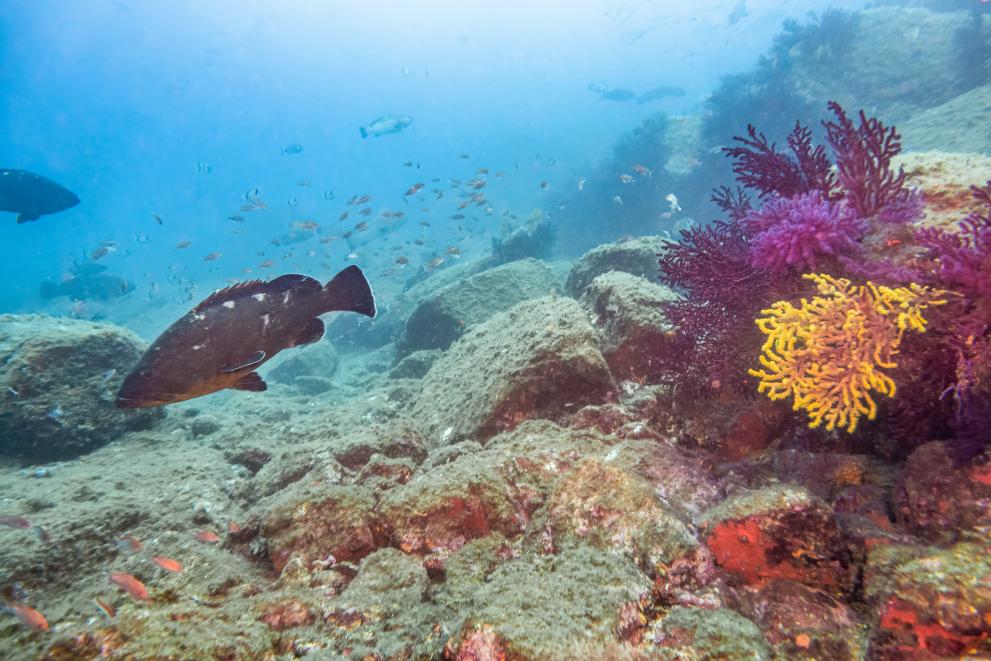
[659, 101, 990, 460]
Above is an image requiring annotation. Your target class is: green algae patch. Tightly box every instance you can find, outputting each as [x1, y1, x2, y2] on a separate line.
[649, 606, 772, 660]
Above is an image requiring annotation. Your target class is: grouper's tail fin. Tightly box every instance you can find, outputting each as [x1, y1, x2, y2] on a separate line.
[323, 265, 376, 318]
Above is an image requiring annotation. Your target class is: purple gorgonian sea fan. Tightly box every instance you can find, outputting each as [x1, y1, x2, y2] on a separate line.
[822, 101, 919, 222]
[657, 219, 773, 395]
[723, 121, 836, 200]
[741, 192, 865, 274]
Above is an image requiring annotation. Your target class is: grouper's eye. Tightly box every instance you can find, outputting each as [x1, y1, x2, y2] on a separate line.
[140, 370, 153, 379]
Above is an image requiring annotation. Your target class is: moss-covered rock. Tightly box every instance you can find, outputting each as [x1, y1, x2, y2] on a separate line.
[646, 606, 772, 660]
[397, 258, 558, 359]
[546, 457, 698, 575]
[412, 296, 616, 446]
[866, 541, 991, 658]
[579, 271, 679, 383]
[440, 546, 651, 659]
[0, 314, 161, 460]
[261, 485, 384, 573]
[565, 235, 667, 298]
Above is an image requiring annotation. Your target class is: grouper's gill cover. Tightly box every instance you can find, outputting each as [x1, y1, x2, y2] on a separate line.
[115, 265, 375, 408]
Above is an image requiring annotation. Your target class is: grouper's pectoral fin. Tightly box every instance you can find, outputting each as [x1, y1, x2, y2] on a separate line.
[16, 212, 41, 223]
[289, 318, 325, 347]
[230, 372, 266, 392]
[221, 350, 266, 374]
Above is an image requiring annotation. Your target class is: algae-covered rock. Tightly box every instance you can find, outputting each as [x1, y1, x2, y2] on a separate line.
[0, 314, 161, 460]
[323, 548, 447, 659]
[788, 8, 974, 122]
[700, 484, 853, 593]
[382, 420, 607, 556]
[752, 579, 865, 659]
[647, 606, 772, 660]
[412, 296, 616, 446]
[395, 258, 557, 358]
[894, 440, 991, 543]
[579, 271, 679, 382]
[441, 546, 651, 660]
[564, 235, 667, 297]
[330, 418, 428, 471]
[546, 457, 698, 575]
[866, 541, 991, 658]
[388, 348, 443, 379]
[902, 83, 991, 156]
[261, 485, 384, 573]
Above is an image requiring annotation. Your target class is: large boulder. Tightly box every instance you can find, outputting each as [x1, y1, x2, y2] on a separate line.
[411, 296, 616, 446]
[0, 314, 161, 461]
[564, 235, 666, 297]
[395, 258, 556, 358]
[579, 271, 679, 382]
[901, 84, 991, 156]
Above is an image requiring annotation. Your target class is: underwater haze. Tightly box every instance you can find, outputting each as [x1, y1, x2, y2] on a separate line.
[3, 0, 991, 658]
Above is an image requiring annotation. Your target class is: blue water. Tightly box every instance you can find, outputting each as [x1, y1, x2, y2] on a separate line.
[1, 0, 865, 332]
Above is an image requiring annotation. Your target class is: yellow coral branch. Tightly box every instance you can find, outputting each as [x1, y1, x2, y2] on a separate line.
[748, 274, 946, 433]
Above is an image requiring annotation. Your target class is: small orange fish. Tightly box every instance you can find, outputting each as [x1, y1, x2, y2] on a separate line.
[4, 602, 49, 631]
[116, 536, 142, 553]
[109, 573, 148, 601]
[226, 521, 241, 534]
[194, 530, 221, 543]
[152, 556, 183, 573]
[204, 252, 222, 261]
[886, 238, 903, 247]
[94, 597, 116, 618]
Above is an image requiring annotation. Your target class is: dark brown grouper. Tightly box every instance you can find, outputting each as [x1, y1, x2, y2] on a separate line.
[0, 169, 80, 223]
[116, 266, 375, 408]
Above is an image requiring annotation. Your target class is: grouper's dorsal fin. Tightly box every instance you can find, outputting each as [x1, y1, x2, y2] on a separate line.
[191, 280, 267, 314]
[268, 273, 322, 295]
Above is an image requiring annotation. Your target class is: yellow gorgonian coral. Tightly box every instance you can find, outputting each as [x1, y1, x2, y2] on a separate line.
[749, 273, 947, 433]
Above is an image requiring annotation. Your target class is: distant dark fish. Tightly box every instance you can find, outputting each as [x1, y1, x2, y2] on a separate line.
[0, 169, 79, 223]
[359, 113, 413, 138]
[728, 0, 748, 25]
[636, 85, 687, 104]
[587, 81, 608, 94]
[115, 266, 376, 408]
[282, 144, 303, 155]
[40, 274, 133, 301]
[599, 88, 637, 102]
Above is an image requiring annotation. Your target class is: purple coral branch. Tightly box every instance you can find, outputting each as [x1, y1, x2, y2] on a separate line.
[822, 101, 910, 219]
[723, 122, 835, 200]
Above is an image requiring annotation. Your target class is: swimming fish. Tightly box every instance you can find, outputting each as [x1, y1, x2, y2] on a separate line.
[599, 88, 637, 102]
[0, 169, 79, 223]
[636, 85, 687, 104]
[359, 113, 413, 138]
[109, 573, 148, 601]
[152, 556, 183, 572]
[3, 602, 48, 631]
[195, 530, 221, 543]
[115, 266, 376, 408]
[40, 273, 133, 301]
[282, 144, 303, 155]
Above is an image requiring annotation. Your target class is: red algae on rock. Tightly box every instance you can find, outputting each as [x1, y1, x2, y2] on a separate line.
[700, 485, 854, 592]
